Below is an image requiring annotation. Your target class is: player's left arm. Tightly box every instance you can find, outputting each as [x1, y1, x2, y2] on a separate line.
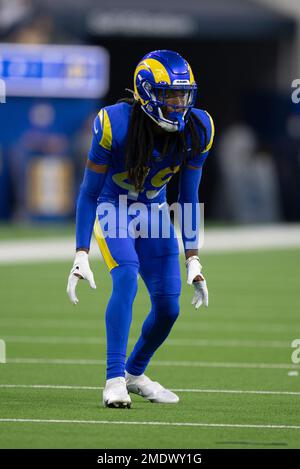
[178, 110, 215, 309]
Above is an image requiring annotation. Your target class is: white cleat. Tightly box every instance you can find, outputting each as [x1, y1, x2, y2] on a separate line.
[125, 371, 179, 404]
[103, 377, 132, 409]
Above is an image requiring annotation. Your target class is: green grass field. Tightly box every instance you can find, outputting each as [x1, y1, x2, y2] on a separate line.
[0, 247, 300, 448]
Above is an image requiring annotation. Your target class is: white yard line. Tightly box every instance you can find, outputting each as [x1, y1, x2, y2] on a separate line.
[6, 357, 300, 370]
[0, 318, 297, 334]
[0, 418, 299, 430]
[1, 383, 300, 396]
[0, 224, 299, 264]
[2, 335, 291, 349]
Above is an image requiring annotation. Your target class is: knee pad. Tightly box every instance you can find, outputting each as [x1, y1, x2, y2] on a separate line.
[110, 264, 138, 304]
[151, 294, 180, 323]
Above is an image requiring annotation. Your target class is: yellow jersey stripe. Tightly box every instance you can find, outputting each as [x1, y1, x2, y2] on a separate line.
[93, 218, 118, 271]
[202, 111, 215, 153]
[98, 109, 112, 151]
[98, 108, 104, 127]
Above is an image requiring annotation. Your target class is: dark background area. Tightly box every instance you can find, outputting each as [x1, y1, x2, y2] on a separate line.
[0, 0, 299, 223]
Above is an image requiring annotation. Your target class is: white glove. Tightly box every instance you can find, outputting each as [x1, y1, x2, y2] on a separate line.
[67, 251, 96, 305]
[186, 255, 209, 309]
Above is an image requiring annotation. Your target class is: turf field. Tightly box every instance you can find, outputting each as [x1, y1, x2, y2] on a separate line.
[0, 246, 300, 448]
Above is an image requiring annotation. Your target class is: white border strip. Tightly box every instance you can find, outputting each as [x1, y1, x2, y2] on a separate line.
[0, 418, 299, 430]
[1, 384, 300, 396]
[0, 318, 296, 333]
[6, 357, 300, 370]
[2, 336, 291, 349]
[0, 224, 300, 264]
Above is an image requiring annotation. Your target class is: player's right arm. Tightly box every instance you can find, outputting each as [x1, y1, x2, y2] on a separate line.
[67, 109, 112, 305]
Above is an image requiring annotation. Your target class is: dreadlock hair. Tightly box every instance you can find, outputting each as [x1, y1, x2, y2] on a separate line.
[117, 97, 208, 191]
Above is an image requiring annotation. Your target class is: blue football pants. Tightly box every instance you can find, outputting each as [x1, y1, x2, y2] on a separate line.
[94, 202, 181, 379]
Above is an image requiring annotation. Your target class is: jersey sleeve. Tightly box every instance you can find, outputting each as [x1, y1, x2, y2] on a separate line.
[187, 110, 215, 169]
[88, 108, 113, 165]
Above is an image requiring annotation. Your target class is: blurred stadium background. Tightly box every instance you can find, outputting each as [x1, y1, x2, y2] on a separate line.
[0, 0, 300, 450]
[0, 0, 300, 225]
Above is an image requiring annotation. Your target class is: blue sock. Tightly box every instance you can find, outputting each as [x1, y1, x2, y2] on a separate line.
[125, 294, 180, 376]
[106, 265, 138, 379]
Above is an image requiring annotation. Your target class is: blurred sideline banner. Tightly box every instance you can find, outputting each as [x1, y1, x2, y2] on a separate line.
[0, 43, 109, 98]
[0, 44, 109, 221]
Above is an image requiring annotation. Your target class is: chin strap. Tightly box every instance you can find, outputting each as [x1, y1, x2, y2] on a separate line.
[141, 102, 187, 133]
[157, 108, 186, 133]
[158, 120, 179, 132]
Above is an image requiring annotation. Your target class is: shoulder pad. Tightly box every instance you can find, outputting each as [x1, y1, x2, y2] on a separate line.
[94, 108, 113, 152]
[192, 108, 215, 154]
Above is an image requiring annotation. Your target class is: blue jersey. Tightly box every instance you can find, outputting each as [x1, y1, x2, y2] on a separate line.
[88, 102, 214, 205]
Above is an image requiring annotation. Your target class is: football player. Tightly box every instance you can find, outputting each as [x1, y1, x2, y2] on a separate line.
[67, 50, 214, 408]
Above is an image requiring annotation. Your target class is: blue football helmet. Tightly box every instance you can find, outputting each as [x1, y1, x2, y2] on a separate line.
[133, 50, 197, 132]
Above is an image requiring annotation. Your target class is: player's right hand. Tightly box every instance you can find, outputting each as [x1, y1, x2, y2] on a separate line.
[185, 255, 209, 309]
[67, 251, 96, 305]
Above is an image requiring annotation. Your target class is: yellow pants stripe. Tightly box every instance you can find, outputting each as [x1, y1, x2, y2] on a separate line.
[93, 218, 119, 271]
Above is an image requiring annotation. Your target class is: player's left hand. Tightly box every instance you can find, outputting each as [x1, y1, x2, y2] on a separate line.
[186, 255, 209, 309]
